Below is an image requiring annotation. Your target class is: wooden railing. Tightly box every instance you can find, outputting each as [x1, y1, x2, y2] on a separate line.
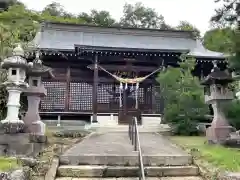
[128, 117, 145, 180]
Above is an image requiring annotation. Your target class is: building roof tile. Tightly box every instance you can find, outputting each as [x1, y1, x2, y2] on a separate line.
[32, 22, 225, 59]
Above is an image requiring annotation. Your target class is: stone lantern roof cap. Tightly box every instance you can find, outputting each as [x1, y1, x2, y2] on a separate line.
[13, 44, 24, 57]
[201, 60, 234, 85]
[27, 51, 54, 77]
[1, 44, 28, 69]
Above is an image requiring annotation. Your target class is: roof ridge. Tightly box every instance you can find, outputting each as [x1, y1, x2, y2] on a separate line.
[41, 21, 196, 38]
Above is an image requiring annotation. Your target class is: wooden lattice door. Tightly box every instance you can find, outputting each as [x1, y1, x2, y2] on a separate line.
[40, 81, 67, 112]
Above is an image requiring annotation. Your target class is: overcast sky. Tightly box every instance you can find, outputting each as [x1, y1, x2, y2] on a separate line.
[20, 0, 222, 34]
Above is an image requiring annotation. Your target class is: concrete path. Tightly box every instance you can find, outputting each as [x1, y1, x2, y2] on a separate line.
[60, 132, 191, 166]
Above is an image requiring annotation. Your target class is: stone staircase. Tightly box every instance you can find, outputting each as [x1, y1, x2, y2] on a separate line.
[55, 132, 203, 180]
[88, 124, 171, 134]
[56, 157, 200, 179]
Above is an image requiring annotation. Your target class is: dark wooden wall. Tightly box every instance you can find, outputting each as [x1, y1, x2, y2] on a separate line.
[39, 53, 166, 114]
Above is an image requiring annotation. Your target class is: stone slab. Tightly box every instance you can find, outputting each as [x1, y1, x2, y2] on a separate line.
[45, 158, 59, 180]
[57, 165, 199, 177]
[56, 176, 203, 180]
[56, 178, 203, 180]
[0, 132, 46, 156]
[221, 172, 240, 180]
[60, 133, 191, 166]
[90, 124, 171, 134]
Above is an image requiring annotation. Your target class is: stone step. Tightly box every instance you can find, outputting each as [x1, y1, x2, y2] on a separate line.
[56, 177, 203, 180]
[60, 154, 192, 166]
[89, 124, 171, 134]
[57, 165, 199, 178]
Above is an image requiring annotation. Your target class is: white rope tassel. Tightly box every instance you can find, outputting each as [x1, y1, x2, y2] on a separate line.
[120, 82, 123, 90]
[119, 82, 123, 107]
[125, 83, 128, 90]
[136, 83, 139, 90]
[135, 83, 139, 109]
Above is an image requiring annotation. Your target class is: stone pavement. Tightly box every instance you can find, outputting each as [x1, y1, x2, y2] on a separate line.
[60, 132, 192, 166]
[57, 132, 201, 179]
[62, 132, 136, 156]
[56, 177, 203, 180]
[140, 133, 188, 155]
[62, 132, 188, 156]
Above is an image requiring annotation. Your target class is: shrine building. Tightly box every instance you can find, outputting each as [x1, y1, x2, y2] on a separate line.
[31, 22, 227, 126]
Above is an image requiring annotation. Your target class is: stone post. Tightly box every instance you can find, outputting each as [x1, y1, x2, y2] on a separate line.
[23, 51, 51, 135]
[0, 44, 28, 133]
[4, 87, 22, 123]
[202, 61, 234, 144]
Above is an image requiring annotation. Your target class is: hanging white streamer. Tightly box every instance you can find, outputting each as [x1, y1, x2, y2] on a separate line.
[136, 83, 139, 90]
[125, 83, 128, 90]
[119, 82, 122, 107]
[120, 82, 123, 90]
[96, 63, 164, 109]
[135, 83, 139, 109]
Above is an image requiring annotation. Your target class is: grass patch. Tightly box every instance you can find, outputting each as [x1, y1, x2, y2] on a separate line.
[170, 136, 240, 172]
[33, 128, 88, 178]
[0, 157, 19, 171]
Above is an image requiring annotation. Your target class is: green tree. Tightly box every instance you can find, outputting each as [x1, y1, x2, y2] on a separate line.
[0, 0, 23, 11]
[0, 3, 40, 119]
[78, 10, 116, 26]
[176, 21, 201, 38]
[203, 27, 234, 53]
[0, 4, 40, 42]
[0, 24, 15, 119]
[41, 2, 84, 24]
[42, 2, 65, 17]
[157, 57, 208, 135]
[120, 2, 171, 29]
[211, 0, 240, 26]
[211, 0, 240, 72]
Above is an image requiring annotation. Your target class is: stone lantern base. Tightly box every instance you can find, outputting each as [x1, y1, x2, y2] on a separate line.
[206, 125, 233, 144]
[0, 121, 25, 134]
[31, 121, 46, 136]
[0, 133, 47, 156]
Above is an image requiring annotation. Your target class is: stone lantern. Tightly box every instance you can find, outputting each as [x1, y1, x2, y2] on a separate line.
[202, 60, 234, 144]
[23, 51, 52, 136]
[0, 44, 28, 133]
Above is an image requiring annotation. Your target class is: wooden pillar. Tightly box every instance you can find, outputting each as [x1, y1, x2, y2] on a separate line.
[64, 67, 71, 111]
[92, 54, 98, 123]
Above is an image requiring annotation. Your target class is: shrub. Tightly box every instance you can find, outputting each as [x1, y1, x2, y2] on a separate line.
[157, 57, 209, 135]
[52, 130, 89, 138]
[0, 70, 7, 120]
[223, 100, 240, 130]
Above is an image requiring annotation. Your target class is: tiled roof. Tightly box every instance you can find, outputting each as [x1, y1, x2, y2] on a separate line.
[187, 40, 225, 59]
[32, 22, 225, 59]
